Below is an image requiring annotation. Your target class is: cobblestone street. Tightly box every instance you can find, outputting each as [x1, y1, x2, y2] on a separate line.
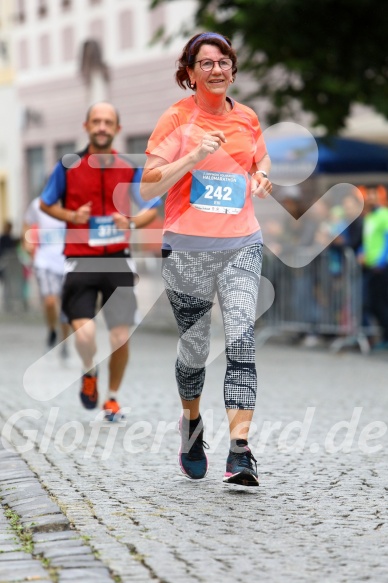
[0, 313, 387, 583]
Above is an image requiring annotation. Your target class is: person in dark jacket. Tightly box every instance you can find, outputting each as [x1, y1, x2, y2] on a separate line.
[40, 102, 159, 419]
[0, 221, 19, 282]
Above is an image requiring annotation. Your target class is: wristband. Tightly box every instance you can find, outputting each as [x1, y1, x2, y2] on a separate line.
[129, 221, 136, 230]
[253, 170, 268, 179]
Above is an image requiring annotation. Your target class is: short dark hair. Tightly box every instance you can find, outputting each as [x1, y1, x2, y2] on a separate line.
[175, 32, 238, 90]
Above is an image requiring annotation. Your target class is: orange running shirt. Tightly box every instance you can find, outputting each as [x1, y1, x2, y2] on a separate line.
[146, 96, 267, 239]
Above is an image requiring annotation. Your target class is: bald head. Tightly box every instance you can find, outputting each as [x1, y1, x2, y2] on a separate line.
[86, 102, 120, 125]
[84, 102, 121, 153]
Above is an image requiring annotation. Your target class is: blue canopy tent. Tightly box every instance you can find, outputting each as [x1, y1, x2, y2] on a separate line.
[265, 136, 388, 179]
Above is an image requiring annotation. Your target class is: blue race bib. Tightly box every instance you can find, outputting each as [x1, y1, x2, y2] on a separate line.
[190, 170, 246, 214]
[89, 216, 126, 246]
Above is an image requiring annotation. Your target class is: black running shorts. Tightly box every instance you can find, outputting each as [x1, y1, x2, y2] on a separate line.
[62, 253, 137, 328]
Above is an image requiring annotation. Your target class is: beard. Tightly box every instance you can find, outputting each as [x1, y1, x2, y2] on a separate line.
[90, 132, 115, 150]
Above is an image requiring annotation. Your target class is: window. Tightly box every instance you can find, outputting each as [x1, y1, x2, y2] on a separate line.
[55, 142, 76, 162]
[0, 41, 9, 66]
[37, 0, 48, 18]
[26, 147, 45, 201]
[149, 4, 165, 41]
[126, 136, 149, 166]
[119, 10, 134, 50]
[90, 19, 104, 47]
[62, 26, 75, 62]
[39, 34, 50, 67]
[15, 0, 25, 23]
[18, 39, 29, 70]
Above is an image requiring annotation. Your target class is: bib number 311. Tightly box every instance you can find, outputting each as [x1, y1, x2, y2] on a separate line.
[89, 216, 126, 246]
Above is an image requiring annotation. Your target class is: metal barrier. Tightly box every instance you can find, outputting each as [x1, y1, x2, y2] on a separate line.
[256, 247, 378, 354]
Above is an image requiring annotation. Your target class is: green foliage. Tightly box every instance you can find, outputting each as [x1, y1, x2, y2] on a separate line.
[151, 0, 388, 133]
[3, 507, 59, 581]
[4, 508, 34, 554]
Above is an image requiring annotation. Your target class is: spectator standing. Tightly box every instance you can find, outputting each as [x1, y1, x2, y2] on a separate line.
[0, 220, 18, 277]
[342, 191, 364, 254]
[0, 221, 24, 309]
[359, 185, 388, 349]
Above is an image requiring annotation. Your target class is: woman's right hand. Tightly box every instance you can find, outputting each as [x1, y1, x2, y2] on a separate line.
[194, 131, 227, 162]
[141, 132, 227, 200]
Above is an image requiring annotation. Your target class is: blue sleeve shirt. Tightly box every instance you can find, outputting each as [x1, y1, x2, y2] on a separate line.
[40, 162, 66, 205]
[40, 162, 161, 210]
[131, 167, 161, 210]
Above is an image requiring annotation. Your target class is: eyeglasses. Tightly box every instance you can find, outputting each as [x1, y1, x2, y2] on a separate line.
[194, 58, 233, 71]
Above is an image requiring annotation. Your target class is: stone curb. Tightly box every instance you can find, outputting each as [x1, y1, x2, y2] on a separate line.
[0, 437, 116, 583]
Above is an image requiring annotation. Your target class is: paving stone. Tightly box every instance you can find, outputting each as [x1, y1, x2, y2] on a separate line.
[32, 530, 80, 544]
[0, 559, 48, 580]
[5, 494, 48, 508]
[0, 482, 42, 497]
[0, 488, 47, 505]
[49, 555, 103, 568]
[0, 451, 16, 460]
[0, 543, 21, 553]
[0, 465, 26, 475]
[0, 574, 51, 582]
[0, 472, 35, 483]
[13, 501, 61, 519]
[37, 544, 94, 560]
[34, 539, 89, 554]
[57, 569, 113, 583]
[1, 323, 388, 583]
[0, 551, 34, 561]
[0, 534, 17, 543]
[20, 514, 70, 533]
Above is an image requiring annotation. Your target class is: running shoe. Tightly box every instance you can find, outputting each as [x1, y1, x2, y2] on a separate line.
[60, 342, 69, 360]
[178, 415, 209, 480]
[47, 329, 57, 348]
[223, 445, 259, 487]
[80, 372, 98, 409]
[102, 398, 123, 422]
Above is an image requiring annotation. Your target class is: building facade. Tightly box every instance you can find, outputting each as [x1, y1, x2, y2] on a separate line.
[6, 0, 388, 231]
[0, 0, 21, 230]
[11, 0, 197, 226]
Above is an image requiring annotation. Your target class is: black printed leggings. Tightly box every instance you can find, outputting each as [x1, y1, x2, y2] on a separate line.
[162, 244, 263, 410]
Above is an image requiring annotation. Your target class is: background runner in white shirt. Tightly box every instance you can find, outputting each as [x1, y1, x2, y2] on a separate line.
[23, 197, 70, 355]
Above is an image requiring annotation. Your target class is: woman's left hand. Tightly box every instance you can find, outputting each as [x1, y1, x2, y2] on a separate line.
[251, 174, 272, 199]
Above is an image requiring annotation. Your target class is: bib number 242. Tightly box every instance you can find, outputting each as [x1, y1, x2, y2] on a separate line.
[204, 185, 232, 201]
